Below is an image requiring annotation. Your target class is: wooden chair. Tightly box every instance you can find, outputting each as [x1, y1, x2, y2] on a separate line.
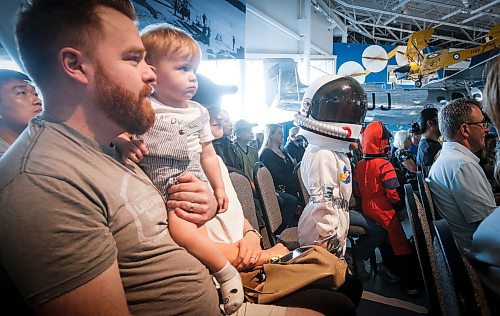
[404, 183, 447, 315]
[434, 219, 491, 315]
[228, 168, 272, 249]
[253, 162, 299, 250]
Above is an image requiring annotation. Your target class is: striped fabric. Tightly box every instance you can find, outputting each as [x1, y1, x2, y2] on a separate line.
[137, 111, 209, 197]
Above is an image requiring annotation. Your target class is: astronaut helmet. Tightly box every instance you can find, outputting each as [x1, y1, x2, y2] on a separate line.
[294, 75, 368, 151]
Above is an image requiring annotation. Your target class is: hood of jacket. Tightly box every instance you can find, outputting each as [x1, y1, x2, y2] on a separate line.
[361, 121, 391, 156]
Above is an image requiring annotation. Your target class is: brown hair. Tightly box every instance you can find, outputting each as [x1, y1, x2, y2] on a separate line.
[483, 57, 500, 130]
[16, 0, 137, 89]
[140, 23, 201, 67]
[482, 57, 500, 182]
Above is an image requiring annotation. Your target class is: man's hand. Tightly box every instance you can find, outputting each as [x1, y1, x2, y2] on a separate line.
[234, 231, 262, 270]
[167, 172, 217, 226]
[112, 134, 148, 167]
[214, 188, 228, 213]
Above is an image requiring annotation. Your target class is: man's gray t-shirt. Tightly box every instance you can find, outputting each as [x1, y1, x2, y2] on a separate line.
[0, 115, 219, 315]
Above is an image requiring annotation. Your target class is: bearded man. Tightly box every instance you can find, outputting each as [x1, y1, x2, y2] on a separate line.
[0, 1, 320, 315]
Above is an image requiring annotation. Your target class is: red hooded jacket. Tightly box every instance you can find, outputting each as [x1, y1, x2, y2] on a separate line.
[354, 121, 412, 256]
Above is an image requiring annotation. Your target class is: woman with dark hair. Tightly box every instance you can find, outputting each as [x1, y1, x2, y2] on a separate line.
[416, 107, 441, 171]
[407, 122, 421, 155]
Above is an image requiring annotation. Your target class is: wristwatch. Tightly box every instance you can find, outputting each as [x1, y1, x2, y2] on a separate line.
[244, 228, 263, 240]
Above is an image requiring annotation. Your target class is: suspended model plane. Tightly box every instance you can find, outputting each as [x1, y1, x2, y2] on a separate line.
[394, 24, 500, 87]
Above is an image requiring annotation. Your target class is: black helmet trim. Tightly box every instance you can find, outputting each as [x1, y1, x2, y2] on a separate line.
[294, 113, 359, 143]
[362, 153, 388, 159]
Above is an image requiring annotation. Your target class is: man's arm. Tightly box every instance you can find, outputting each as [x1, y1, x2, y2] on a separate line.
[167, 172, 218, 226]
[34, 260, 129, 316]
[452, 163, 496, 223]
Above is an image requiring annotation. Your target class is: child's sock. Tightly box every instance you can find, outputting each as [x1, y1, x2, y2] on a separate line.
[213, 261, 244, 315]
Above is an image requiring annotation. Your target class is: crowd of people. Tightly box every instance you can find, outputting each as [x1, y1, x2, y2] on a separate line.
[0, 1, 499, 315]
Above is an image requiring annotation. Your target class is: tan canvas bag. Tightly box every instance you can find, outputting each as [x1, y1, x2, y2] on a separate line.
[240, 245, 348, 304]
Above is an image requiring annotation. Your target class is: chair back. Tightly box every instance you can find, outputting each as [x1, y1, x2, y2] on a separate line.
[228, 168, 272, 249]
[434, 219, 491, 315]
[228, 169, 259, 230]
[254, 162, 299, 249]
[416, 172, 439, 225]
[404, 183, 447, 315]
[293, 162, 310, 205]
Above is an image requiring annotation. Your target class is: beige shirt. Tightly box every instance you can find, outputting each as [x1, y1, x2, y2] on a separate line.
[0, 114, 219, 315]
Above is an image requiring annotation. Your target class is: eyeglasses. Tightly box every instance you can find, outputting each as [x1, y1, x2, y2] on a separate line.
[464, 119, 488, 129]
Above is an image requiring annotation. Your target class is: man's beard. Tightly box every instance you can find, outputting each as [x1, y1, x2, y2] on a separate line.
[94, 64, 155, 135]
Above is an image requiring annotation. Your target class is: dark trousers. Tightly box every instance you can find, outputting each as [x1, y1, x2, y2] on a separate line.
[275, 191, 299, 234]
[273, 273, 362, 315]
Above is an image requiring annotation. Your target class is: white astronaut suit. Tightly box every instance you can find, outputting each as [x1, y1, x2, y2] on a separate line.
[295, 75, 368, 255]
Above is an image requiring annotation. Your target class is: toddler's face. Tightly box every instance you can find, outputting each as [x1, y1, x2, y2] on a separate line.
[153, 50, 200, 107]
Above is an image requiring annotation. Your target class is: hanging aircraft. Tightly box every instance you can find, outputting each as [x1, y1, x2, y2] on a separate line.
[394, 24, 500, 88]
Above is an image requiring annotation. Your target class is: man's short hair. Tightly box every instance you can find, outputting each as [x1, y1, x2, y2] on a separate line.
[140, 24, 201, 67]
[438, 98, 482, 141]
[0, 69, 30, 89]
[0, 69, 31, 104]
[16, 0, 137, 89]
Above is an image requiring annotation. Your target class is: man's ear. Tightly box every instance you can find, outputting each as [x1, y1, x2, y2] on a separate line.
[460, 123, 470, 138]
[58, 47, 90, 85]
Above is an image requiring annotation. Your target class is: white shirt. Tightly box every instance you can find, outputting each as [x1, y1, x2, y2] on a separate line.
[204, 156, 245, 244]
[298, 144, 351, 254]
[428, 141, 495, 251]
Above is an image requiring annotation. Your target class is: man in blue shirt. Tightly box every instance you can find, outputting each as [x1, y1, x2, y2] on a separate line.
[428, 98, 496, 252]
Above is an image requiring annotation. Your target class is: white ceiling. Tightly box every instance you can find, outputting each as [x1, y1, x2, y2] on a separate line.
[315, 0, 500, 48]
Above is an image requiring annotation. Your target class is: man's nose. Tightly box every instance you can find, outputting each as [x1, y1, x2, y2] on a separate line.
[33, 95, 42, 105]
[143, 64, 157, 84]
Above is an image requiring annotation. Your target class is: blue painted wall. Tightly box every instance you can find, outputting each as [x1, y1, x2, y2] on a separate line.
[333, 42, 398, 85]
[333, 42, 448, 88]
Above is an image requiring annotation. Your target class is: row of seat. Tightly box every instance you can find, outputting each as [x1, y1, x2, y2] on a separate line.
[404, 172, 491, 315]
[228, 162, 376, 277]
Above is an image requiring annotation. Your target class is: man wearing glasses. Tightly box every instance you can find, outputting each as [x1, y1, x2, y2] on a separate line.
[428, 98, 496, 252]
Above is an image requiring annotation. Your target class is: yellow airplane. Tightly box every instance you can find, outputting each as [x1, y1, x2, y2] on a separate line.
[394, 24, 500, 87]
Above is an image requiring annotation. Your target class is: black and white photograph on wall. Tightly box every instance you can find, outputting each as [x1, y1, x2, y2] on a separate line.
[132, 0, 245, 59]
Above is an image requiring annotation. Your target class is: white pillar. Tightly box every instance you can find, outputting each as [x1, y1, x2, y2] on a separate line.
[301, 0, 312, 85]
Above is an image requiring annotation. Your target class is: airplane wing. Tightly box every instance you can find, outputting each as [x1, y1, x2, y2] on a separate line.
[420, 49, 448, 76]
[405, 28, 434, 64]
[423, 51, 499, 90]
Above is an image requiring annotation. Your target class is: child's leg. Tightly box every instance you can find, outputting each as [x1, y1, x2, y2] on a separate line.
[168, 210, 226, 271]
[168, 211, 243, 314]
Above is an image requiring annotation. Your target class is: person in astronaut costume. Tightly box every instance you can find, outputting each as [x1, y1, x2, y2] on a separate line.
[295, 75, 368, 255]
